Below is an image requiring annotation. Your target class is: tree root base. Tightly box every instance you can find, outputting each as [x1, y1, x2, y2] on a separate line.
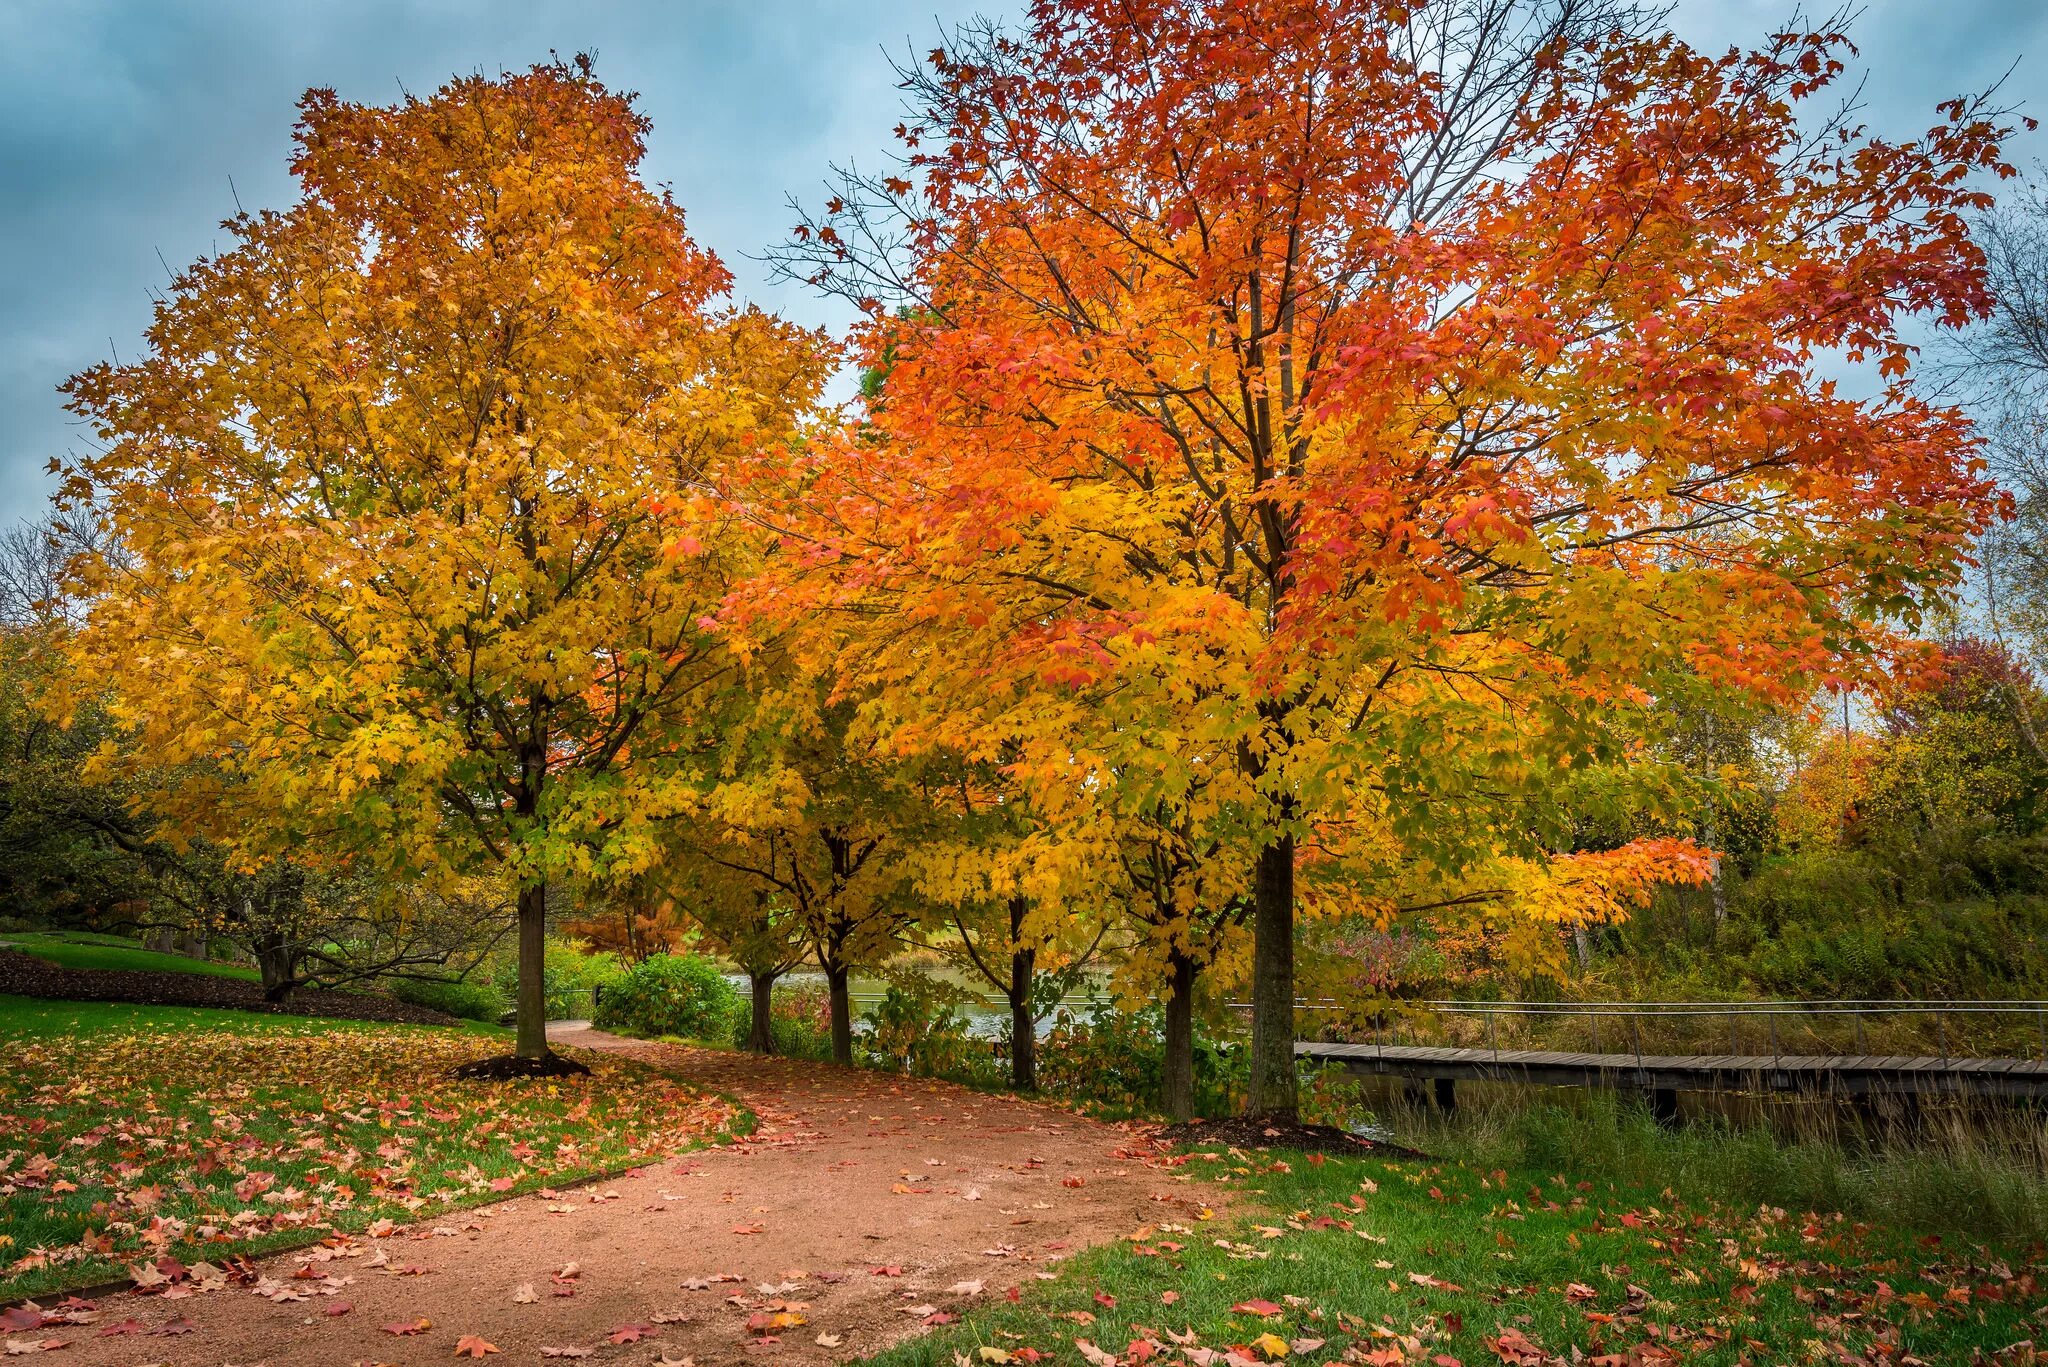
[452, 1051, 591, 1081]
[1165, 1115, 1429, 1157]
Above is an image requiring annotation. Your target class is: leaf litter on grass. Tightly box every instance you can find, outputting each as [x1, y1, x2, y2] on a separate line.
[865, 1142, 2048, 1367]
[0, 1019, 733, 1301]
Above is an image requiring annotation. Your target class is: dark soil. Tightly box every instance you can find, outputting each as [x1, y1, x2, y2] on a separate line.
[0, 949, 460, 1026]
[451, 1049, 592, 1079]
[1165, 1114, 1433, 1158]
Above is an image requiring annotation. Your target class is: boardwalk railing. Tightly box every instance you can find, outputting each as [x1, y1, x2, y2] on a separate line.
[1264, 997, 2048, 1110]
[1253, 996, 2048, 1063]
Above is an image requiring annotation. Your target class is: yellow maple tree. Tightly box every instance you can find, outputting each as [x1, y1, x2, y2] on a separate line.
[56, 58, 825, 1065]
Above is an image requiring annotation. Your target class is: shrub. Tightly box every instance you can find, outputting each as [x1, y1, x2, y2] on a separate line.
[1034, 1001, 1246, 1117]
[388, 976, 507, 1022]
[591, 953, 740, 1041]
[538, 938, 626, 1019]
[857, 971, 997, 1082]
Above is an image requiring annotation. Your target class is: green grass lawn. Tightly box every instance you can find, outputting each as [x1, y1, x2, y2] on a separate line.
[0, 928, 261, 980]
[871, 1140, 2048, 1367]
[0, 995, 738, 1303]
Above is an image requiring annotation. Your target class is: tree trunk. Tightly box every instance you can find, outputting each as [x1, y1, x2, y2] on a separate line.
[825, 959, 853, 1066]
[514, 880, 549, 1060]
[1163, 950, 1196, 1123]
[747, 969, 780, 1055]
[255, 932, 297, 1003]
[1008, 941, 1037, 1092]
[1700, 816, 1727, 927]
[1248, 832, 1298, 1120]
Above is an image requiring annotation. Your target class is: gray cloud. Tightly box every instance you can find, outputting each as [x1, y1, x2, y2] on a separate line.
[2, 0, 2042, 524]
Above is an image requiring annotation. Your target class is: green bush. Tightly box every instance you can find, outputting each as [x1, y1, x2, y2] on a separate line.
[591, 953, 740, 1041]
[857, 972, 997, 1082]
[388, 976, 507, 1022]
[1035, 1001, 1246, 1117]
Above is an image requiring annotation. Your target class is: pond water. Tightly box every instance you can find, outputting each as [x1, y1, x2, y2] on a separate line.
[745, 968, 1116, 1038]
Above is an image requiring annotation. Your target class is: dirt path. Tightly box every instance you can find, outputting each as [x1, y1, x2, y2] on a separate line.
[39, 1025, 1204, 1365]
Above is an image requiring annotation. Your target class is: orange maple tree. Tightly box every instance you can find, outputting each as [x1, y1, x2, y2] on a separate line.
[771, 0, 2018, 1115]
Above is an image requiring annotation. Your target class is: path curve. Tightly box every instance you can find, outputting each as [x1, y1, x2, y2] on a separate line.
[43, 1025, 1203, 1365]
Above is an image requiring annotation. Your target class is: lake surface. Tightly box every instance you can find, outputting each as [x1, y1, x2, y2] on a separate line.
[748, 968, 1116, 1038]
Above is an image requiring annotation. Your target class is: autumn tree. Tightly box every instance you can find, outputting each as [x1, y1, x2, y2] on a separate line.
[562, 873, 695, 965]
[58, 59, 825, 1069]
[1113, 819, 1247, 1122]
[904, 768, 1109, 1092]
[685, 683, 925, 1064]
[0, 518, 151, 923]
[654, 843, 812, 1054]
[775, 0, 2017, 1116]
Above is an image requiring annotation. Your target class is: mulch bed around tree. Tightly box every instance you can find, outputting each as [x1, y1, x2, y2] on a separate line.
[451, 1049, 591, 1079]
[0, 949, 459, 1025]
[1164, 1114, 1433, 1158]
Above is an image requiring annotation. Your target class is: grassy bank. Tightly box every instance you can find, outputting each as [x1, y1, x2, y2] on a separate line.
[1325, 1082, 2048, 1249]
[0, 996, 736, 1303]
[0, 929, 260, 980]
[872, 1134, 2048, 1367]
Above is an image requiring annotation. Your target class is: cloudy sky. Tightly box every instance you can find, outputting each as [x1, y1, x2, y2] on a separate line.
[2, 1, 2044, 526]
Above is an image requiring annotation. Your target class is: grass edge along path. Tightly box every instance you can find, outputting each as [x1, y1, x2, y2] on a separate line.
[859, 1140, 2048, 1367]
[0, 996, 748, 1306]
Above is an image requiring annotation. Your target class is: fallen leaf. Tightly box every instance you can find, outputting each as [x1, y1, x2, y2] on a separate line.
[1076, 1339, 1119, 1367]
[453, 1335, 500, 1358]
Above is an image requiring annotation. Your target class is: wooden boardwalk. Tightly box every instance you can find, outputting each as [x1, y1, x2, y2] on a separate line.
[1298, 1039, 2048, 1105]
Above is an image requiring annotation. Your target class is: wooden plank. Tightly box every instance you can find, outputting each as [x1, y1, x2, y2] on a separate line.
[1307, 1036, 2048, 1100]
